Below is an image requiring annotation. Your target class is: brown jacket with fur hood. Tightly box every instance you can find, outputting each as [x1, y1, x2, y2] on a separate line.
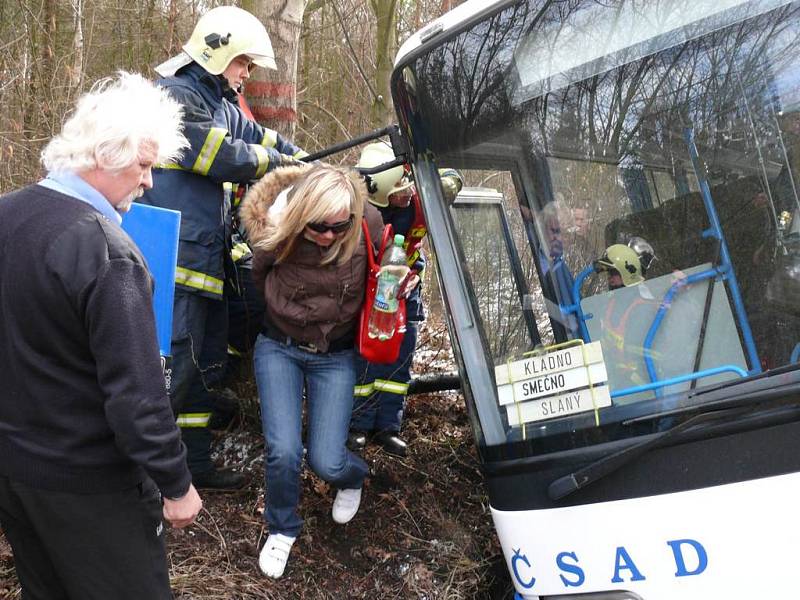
[240, 166, 384, 352]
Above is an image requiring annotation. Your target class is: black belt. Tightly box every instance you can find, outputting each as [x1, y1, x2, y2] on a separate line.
[261, 324, 354, 354]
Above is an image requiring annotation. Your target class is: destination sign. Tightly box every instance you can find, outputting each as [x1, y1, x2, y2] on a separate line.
[494, 342, 604, 386]
[497, 361, 607, 405]
[505, 385, 612, 425]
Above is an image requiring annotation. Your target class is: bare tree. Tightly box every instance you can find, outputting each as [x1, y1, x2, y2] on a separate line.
[67, 0, 83, 91]
[369, 0, 399, 126]
[243, 0, 307, 138]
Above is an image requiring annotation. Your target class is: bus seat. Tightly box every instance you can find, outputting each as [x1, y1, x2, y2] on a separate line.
[604, 175, 767, 300]
[604, 191, 714, 279]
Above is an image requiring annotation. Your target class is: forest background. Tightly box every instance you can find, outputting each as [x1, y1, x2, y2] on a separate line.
[0, 0, 467, 186]
[0, 1, 515, 598]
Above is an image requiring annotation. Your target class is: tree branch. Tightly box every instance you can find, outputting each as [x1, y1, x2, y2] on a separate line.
[329, 0, 379, 103]
[298, 98, 352, 141]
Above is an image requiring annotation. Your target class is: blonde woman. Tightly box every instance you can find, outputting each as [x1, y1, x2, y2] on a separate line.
[241, 164, 384, 579]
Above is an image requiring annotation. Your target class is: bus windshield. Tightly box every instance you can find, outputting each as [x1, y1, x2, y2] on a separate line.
[396, 0, 800, 454]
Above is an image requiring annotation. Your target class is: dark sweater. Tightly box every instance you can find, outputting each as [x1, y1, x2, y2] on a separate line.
[0, 184, 191, 497]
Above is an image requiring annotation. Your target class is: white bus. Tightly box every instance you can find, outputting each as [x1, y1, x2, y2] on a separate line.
[391, 0, 800, 597]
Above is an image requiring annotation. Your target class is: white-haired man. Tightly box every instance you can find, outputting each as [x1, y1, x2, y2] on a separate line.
[0, 71, 202, 599]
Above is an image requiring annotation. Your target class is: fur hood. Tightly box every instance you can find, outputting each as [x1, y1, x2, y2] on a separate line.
[239, 165, 309, 247]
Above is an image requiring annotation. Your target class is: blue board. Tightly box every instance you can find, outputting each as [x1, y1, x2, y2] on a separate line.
[121, 203, 181, 358]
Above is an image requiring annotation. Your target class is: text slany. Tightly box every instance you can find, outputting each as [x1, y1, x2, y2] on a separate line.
[505, 385, 612, 426]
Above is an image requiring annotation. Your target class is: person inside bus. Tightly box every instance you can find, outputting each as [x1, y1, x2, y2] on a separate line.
[348, 142, 463, 456]
[240, 163, 384, 579]
[572, 205, 592, 239]
[539, 199, 597, 289]
[587, 239, 660, 387]
[538, 200, 576, 298]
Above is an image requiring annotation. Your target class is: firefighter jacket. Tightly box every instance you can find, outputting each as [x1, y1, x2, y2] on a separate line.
[139, 62, 305, 299]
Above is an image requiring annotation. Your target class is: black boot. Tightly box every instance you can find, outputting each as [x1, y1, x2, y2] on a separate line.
[208, 389, 240, 431]
[347, 429, 368, 451]
[373, 431, 407, 457]
[192, 468, 246, 490]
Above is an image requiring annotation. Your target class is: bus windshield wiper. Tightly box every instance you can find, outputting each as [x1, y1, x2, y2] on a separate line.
[548, 382, 800, 499]
[547, 406, 750, 501]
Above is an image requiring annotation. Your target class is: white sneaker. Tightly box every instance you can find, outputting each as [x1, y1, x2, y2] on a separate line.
[332, 488, 362, 524]
[259, 533, 296, 579]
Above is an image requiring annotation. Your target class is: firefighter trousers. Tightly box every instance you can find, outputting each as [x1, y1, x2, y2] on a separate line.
[351, 321, 418, 433]
[170, 289, 228, 476]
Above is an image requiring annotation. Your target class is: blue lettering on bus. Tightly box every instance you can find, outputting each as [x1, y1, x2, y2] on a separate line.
[511, 548, 536, 589]
[667, 539, 708, 576]
[556, 551, 585, 587]
[611, 546, 646, 583]
[510, 538, 706, 590]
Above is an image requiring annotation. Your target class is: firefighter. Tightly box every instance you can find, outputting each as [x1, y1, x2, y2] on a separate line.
[139, 6, 307, 489]
[349, 142, 462, 456]
[593, 238, 658, 389]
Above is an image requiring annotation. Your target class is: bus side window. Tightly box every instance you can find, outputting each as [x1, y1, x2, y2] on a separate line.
[448, 170, 551, 364]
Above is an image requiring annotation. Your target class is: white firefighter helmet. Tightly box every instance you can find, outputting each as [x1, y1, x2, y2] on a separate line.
[156, 6, 276, 77]
[356, 142, 412, 207]
[595, 244, 645, 287]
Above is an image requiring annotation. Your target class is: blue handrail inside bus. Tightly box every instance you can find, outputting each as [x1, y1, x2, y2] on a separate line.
[562, 264, 748, 399]
[610, 365, 747, 399]
[642, 267, 723, 391]
[563, 263, 595, 341]
[684, 127, 761, 374]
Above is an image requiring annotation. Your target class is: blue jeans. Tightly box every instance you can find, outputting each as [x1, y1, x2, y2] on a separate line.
[253, 334, 368, 536]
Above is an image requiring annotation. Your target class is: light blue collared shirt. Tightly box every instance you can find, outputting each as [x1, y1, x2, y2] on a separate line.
[39, 171, 123, 226]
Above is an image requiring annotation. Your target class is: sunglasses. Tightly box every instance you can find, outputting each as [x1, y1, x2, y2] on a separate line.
[306, 215, 354, 234]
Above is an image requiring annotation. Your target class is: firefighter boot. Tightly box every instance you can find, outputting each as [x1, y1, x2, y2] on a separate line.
[193, 467, 246, 490]
[373, 430, 408, 457]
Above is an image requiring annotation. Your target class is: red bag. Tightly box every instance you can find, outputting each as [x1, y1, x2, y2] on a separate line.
[356, 220, 406, 364]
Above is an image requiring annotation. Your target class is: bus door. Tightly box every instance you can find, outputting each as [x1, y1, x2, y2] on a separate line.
[449, 186, 542, 358]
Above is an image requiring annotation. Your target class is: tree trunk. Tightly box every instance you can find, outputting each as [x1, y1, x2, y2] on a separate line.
[165, 0, 180, 59]
[369, 0, 398, 127]
[243, 0, 306, 138]
[68, 0, 84, 94]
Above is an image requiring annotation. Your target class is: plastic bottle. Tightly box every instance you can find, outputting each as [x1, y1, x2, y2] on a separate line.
[368, 234, 410, 340]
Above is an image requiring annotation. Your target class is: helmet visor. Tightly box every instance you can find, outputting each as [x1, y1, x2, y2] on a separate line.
[250, 54, 277, 71]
